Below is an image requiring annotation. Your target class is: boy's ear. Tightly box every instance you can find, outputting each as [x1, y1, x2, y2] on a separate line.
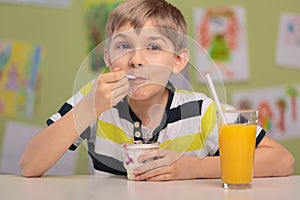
[104, 49, 112, 70]
[173, 49, 190, 74]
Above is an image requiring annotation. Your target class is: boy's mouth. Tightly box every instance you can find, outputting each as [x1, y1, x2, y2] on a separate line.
[127, 74, 148, 82]
[126, 74, 136, 80]
[133, 76, 147, 81]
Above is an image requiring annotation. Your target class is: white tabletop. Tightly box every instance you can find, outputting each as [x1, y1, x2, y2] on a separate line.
[0, 174, 299, 200]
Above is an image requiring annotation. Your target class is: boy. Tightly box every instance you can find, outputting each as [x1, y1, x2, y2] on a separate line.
[20, 0, 294, 181]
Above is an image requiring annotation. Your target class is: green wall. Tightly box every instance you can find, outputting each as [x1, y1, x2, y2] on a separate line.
[0, 0, 299, 175]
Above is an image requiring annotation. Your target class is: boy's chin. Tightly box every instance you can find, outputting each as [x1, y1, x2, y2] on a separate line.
[127, 91, 149, 101]
[127, 83, 167, 101]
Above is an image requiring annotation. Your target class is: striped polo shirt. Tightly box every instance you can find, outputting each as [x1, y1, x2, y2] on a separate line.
[47, 81, 266, 175]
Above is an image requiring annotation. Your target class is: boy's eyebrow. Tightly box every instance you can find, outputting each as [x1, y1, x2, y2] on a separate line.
[112, 33, 130, 41]
[112, 33, 168, 44]
[147, 36, 167, 44]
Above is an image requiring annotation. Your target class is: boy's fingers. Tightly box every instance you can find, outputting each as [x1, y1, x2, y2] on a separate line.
[112, 67, 121, 72]
[101, 70, 126, 83]
[138, 149, 166, 162]
[134, 158, 168, 175]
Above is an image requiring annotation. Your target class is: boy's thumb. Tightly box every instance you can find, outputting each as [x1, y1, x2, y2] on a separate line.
[112, 67, 121, 72]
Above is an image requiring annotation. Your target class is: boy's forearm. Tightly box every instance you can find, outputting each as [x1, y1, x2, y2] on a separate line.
[192, 156, 221, 179]
[252, 136, 294, 177]
[253, 145, 295, 177]
[20, 96, 98, 177]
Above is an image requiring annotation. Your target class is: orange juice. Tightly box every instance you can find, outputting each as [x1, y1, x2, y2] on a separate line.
[219, 124, 256, 184]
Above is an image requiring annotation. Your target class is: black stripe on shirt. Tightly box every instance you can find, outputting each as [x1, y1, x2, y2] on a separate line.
[46, 118, 54, 126]
[69, 144, 77, 151]
[256, 129, 266, 147]
[88, 142, 127, 175]
[46, 102, 73, 126]
[58, 102, 73, 116]
[148, 99, 203, 142]
[168, 100, 203, 123]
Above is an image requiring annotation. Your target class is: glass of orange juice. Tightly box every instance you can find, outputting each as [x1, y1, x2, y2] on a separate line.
[218, 110, 257, 189]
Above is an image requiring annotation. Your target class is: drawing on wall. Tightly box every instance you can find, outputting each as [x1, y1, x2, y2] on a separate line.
[232, 85, 300, 140]
[84, 0, 121, 72]
[0, 0, 70, 7]
[0, 40, 42, 118]
[276, 13, 300, 68]
[193, 6, 249, 82]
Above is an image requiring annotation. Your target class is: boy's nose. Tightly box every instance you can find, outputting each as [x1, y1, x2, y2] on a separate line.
[129, 49, 146, 68]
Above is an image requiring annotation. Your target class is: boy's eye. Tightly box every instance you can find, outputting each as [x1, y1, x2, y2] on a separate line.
[147, 44, 161, 51]
[118, 43, 130, 49]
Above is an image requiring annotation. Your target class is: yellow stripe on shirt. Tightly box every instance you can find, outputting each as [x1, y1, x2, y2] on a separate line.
[160, 133, 206, 152]
[96, 120, 134, 144]
[175, 88, 193, 94]
[79, 82, 93, 96]
[201, 102, 217, 141]
[160, 102, 217, 153]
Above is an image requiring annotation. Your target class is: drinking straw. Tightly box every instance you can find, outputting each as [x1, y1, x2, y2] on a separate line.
[205, 73, 227, 124]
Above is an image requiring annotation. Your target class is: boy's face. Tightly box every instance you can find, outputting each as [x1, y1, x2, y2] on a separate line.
[105, 19, 184, 100]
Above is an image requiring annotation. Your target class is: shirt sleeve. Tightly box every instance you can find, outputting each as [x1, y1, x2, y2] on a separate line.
[255, 125, 266, 147]
[46, 81, 94, 151]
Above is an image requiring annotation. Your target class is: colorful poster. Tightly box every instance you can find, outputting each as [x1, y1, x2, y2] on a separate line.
[0, 40, 42, 118]
[276, 13, 300, 68]
[193, 6, 249, 83]
[232, 85, 300, 140]
[84, 0, 122, 72]
[0, 0, 70, 7]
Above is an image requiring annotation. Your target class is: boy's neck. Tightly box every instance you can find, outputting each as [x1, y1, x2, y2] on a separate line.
[128, 88, 169, 129]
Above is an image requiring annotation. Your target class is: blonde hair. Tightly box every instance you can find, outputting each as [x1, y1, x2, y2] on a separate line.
[105, 0, 187, 51]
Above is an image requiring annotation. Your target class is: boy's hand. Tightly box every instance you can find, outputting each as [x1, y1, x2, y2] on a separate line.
[88, 67, 129, 116]
[133, 149, 197, 181]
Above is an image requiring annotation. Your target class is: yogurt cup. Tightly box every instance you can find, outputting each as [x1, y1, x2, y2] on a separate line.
[122, 143, 160, 180]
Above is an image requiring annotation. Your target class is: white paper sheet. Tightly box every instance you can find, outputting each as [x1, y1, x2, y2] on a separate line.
[193, 6, 249, 83]
[0, 120, 78, 175]
[276, 13, 300, 68]
[232, 85, 300, 140]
